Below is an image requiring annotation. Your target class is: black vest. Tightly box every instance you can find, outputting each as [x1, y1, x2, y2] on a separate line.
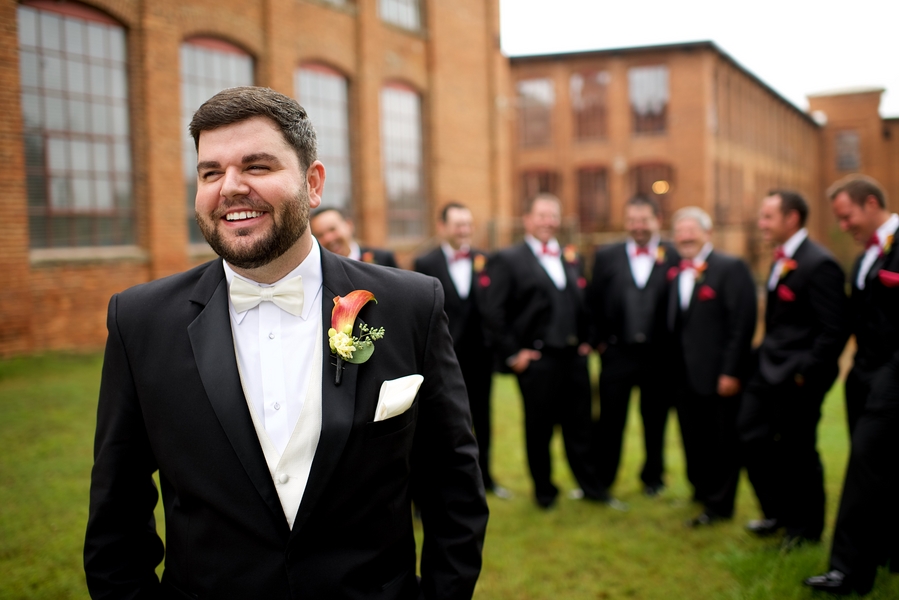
[543, 282, 578, 349]
[623, 277, 657, 345]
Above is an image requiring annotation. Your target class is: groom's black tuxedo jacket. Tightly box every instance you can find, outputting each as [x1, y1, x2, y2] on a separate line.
[667, 251, 757, 396]
[849, 239, 899, 377]
[84, 248, 488, 600]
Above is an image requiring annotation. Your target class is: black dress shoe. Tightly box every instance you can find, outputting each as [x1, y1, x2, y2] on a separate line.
[803, 570, 854, 595]
[745, 518, 782, 537]
[686, 511, 728, 528]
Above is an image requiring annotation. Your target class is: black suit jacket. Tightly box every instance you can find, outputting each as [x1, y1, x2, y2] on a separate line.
[849, 238, 899, 377]
[759, 237, 850, 387]
[586, 241, 680, 350]
[84, 248, 488, 600]
[481, 242, 589, 369]
[413, 247, 491, 361]
[667, 251, 757, 396]
[359, 246, 399, 268]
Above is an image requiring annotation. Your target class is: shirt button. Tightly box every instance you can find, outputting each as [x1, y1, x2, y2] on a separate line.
[278, 473, 289, 484]
[273, 402, 281, 410]
[269, 332, 275, 339]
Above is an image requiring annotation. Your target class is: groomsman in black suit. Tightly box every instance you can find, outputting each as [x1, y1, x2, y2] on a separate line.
[667, 208, 757, 526]
[587, 195, 680, 496]
[414, 202, 509, 498]
[310, 207, 398, 267]
[739, 190, 849, 548]
[805, 175, 899, 595]
[482, 194, 608, 509]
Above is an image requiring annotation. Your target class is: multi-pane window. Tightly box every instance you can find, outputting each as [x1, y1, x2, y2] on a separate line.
[571, 71, 609, 141]
[629, 65, 669, 134]
[835, 130, 861, 171]
[577, 167, 609, 232]
[18, 2, 133, 248]
[380, 84, 424, 238]
[180, 38, 253, 244]
[379, 0, 421, 30]
[631, 163, 673, 219]
[295, 64, 351, 210]
[517, 78, 554, 147]
[520, 170, 559, 214]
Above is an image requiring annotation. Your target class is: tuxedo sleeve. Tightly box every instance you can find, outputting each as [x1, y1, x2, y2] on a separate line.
[480, 252, 520, 362]
[84, 294, 165, 599]
[720, 259, 757, 379]
[411, 278, 488, 600]
[801, 258, 850, 380]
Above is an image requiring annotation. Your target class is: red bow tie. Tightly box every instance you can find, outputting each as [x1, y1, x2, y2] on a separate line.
[866, 233, 880, 251]
[679, 259, 695, 271]
[541, 243, 560, 257]
[633, 245, 651, 257]
[773, 246, 787, 261]
[451, 249, 471, 262]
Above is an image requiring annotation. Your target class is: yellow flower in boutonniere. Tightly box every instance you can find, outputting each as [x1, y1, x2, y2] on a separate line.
[882, 234, 894, 257]
[656, 245, 667, 265]
[780, 258, 798, 280]
[563, 244, 578, 264]
[473, 254, 486, 273]
[328, 290, 385, 384]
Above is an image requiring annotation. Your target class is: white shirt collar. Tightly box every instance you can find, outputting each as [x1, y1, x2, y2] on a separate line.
[875, 214, 899, 246]
[626, 233, 660, 256]
[223, 240, 324, 324]
[525, 234, 559, 256]
[442, 242, 471, 261]
[781, 228, 808, 259]
[348, 241, 361, 261]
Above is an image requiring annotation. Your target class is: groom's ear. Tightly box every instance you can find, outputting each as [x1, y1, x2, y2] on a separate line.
[306, 161, 325, 209]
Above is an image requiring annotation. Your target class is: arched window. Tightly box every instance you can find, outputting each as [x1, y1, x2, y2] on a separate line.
[180, 37, 254, 244]
[18, 0, 133, 248]
[380, 83, 424, 238]
[295, 64, 351, 210]
[629, 65, 669, 135]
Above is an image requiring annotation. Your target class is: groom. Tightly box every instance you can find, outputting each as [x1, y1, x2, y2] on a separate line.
[84, 87, 488, 599]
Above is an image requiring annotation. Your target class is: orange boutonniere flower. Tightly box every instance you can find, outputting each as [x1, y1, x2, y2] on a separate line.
[473, 254, 487, 273]
[361, 251, 375, 264]
[780, 258, 798, 280]
[882, 234, 894, 257]
[328, 290, 384, 384]
[563, 244, 578, 265]
[694, 261, 708, 284]
[656, 246, 667, 265]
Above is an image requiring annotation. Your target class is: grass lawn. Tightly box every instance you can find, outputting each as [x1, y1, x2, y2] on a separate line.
[1, 352, 897, 599]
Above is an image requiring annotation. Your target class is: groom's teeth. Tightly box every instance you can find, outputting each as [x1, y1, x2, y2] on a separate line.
[226, 211, 262, 221]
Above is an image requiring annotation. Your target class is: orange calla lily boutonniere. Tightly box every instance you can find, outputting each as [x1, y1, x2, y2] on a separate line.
[694, 261, 708, 284]
[328, 290, 385, 385]
[881, 234, 894, 257]
[473, 254, 487, 273]
[563, 244, 579, 265]
[361, 251, 376, 264]
[780, 258, 798, 280]
[656, 246, 667, 265]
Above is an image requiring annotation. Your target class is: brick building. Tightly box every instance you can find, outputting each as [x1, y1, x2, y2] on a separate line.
[0, 0, 512, 356]
[508, 41, 899, 272]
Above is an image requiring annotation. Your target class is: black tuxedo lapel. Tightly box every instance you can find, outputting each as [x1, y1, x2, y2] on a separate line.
[187, 261, 286, 527]
[526, 243, 568, 291]
[291, 249, 359, 538]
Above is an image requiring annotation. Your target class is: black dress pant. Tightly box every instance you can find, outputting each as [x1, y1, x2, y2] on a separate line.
[844, 366, 871, 436]
[676, 384, 741, 518]
[830, 361, 899, 593]
[738, 374, 832, 541]
[516, 348, 602, 505]
[593, 344, 670, 489]
[458, 348, 495, 489]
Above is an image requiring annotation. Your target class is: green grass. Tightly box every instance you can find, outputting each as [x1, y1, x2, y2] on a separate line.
[1, 353, 897, 599]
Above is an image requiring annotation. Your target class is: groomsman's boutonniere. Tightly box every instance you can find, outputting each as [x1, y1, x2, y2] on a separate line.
[656, 246, 667, 265]
[474, 254, 487, 273]
[361, 251, 375, 264]
[779, 258, 798, 280]
[563, 244, 578, 265]
[328, 290, 385, 385]
[881, 234, 894, 257]
[694, 261, 708, 284]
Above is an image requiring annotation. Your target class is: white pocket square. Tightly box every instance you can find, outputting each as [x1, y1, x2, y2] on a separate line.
[374, 374, 424, 422]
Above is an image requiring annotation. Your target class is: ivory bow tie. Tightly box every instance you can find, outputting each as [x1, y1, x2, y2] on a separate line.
[229, 276, 304, 316]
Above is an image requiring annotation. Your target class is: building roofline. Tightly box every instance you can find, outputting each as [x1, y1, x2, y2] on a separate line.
[509, 40, 819, 127]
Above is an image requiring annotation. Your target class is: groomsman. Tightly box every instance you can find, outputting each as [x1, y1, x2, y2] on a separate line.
[587, 195, 680, 496]
[310, 207, 398, 267]
[739, 190, 849, 548]
[482, 194, 607, 509]
[667, 208, 756, 526]
[805, 175, 899, 595]
[414, 203, 509, 498]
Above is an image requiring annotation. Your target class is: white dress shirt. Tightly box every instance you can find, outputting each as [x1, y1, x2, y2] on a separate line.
[679, 242, 713, 310]
[224, 241, 324, 455]
[768, 228, 808, 291]
[626, 234, 660, 289]
[525, 234, 566, 290]
[348, 241, 361, 261]
[857, 213, 899, 289]
[442, 242, 473, 299]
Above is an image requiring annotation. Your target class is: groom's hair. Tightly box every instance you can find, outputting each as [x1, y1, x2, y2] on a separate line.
[189, 86, 317, 171]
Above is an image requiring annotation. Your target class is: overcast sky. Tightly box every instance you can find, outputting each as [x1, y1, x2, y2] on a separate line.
[499, 0, 899, 117]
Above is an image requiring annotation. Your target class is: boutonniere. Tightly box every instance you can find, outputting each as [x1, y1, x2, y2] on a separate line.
[563, 244, 578, 265]
[473, 254, 487, 273]
[697, 284, 716, 301]
[779, 258, 798, 280]
[328, 290, 385, 385]
[656, 246, 667, 265]
[694, 261, 708, 284]
[361, 251, 375, 264]
[882, 234, 894, 257]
